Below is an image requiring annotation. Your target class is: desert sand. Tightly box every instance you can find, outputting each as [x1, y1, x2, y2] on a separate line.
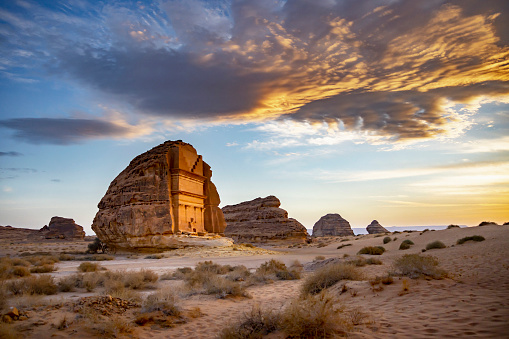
[1, 224, 508, 338]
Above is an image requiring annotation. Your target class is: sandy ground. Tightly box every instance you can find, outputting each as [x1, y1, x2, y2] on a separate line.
[1, 225, 508, 338]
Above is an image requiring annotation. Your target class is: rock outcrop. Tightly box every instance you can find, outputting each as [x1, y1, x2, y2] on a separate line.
[312, 213, 354, 237]
[222, 196, 308, 244]
[40, 216, 85, 240]
[366, 220, 388, 234]
[92, 140, 226, 250]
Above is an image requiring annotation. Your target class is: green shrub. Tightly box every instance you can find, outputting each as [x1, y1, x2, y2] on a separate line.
[425, 241, 446, 250]
[301, 263, 362, 295]
[393, 254, 446, 279]
[399, 239, 414, 250]
[87, 237, 105, 253]
[383, 236, 392, 244]
[357, 246, 385, 255]
[457, 235, 485, 244]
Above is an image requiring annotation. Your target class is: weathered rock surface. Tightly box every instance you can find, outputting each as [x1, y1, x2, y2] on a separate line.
[92, 140, 226, 250]
[312, 213, 354, 237]
[366, 220, 388, 234]
[222, 196, 308, 243]
[40, 217, 85, 240]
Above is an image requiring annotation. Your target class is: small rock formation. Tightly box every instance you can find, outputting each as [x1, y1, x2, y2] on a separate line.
[92, 140, 227, 250]
[39, 217, 86, 240]
[312, 213, 354, 237]
[222, 195, 309, 244]
[366, 220, 388, 234]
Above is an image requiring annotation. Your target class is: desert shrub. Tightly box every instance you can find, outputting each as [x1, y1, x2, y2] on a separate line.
[144, 254, 164, 259]
[447, 224, 460, 229]
[336, 243, 352, 250]
[393, 254, 446, 279]
[302, 263, 362, 295]
[365, 258, 383, 265]
[87, 237, 105, 253]
[11, 266, 31, 277]
[381, 275, 394, 285]
[357, 246, 385, 255]
[280, 293, 350, 338]
[348, 257, 367, 267]
[82, 273, 102, 292]
[425, 241, 446, 250]
[58, 274, 83, 292]
[8, 275, 58, 295]
[195, 261, 233, 274]
[203, 275, 249, 299]
[171, 267, 193, 280]
[478, 221, 497, 226]
[255, 259, 300, 281]
[78, 262, 101, 272]
[81, 254, 114, 261]
[142, 288, 181, 315]
[59, 253, 76, 261]
[119, 269, 158, 290]
[314, 256, 326, 261]
[25, 255, 59, 266]
[457, 235, 485, 245]
[383, 236, 392, 244]
[30, 264, 56, 273]
[399, 239, 414, 250]
[10, 258, 30, 267]
[225, 265, 251, 282]
[219, 306, 281, 339]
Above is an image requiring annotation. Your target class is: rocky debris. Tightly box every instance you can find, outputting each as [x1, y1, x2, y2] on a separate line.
[312, 213, 354, 237]
[39, 216, 85, 240]
[73, 296, 139, 316]
[92, 140, 226, 250]
[222, 195, 309, 244]
[366, 220, 388, 234]
[2, 307, 29, 323]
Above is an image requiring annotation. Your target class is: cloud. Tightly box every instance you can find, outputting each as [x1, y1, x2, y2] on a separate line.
[0, 117, 152, 145]
[0, 151, 23, 157]
[0, 0, 508, 141]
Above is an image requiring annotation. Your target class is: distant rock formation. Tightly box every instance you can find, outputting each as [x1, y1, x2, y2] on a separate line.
[40, 216, 85, 240]
[312, 214, 354, 237]
[366, 220, 388, 234]
[92, 140, 227, 250]
[222, 196, 308, 244]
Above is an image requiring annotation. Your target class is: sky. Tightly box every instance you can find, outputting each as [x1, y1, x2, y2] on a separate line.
[0, 0, 508, 235]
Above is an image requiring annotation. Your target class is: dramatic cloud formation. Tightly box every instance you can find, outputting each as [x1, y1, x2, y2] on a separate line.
[0, 0, 508, 142]
[0, 118, 151, 145]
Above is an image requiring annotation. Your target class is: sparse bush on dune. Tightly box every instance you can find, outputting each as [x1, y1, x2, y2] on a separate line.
[357, 246, 385, 255]
[225, 265, 251, 282]
[383, 236, 392, 244]
[142, 288, 181, 315]
[30, 264, 56, 273]
[457, 235, 485, 245]
[425, 241, 446, 250]
[302, 263, 362, 296]
[399, 239, 414, 250]
[314, 255, 326, 261]
[195, 261, 233, 275]
[219, 306, 281, 339]
[447, 224, 460, 229]
[393, 254, 446, 279]
[203, 275, 249, 299]
[254, 259, 300, 282]
[478, 221, 497, 226]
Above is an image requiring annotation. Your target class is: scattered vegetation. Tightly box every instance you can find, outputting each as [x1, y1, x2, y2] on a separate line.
[457, 235, 485, 245]
[478, 221, 497, 226]
[447, 224, 460, 229]
[399, 239, 414, 250]
[337, 243, 352, 250]
[314, 255, 326, 261]
[255, 259, 301, 281]
[357, 246, 385, 255]
[383, 236, 392, 244]
[7, 275, 58, 295]
[301, 263, 362, 296]
[425, 241, 446, 250]
[347, 256, 382, 267]
[393, 254, 447, 279]
[87, 237, 106, 253]
[141, 288, 181, 315]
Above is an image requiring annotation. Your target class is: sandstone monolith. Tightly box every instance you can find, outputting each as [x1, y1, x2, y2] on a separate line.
[312, 213, 354, 237]
[366, 220, 388, 234]
[222, 195, 308, 243]
[40, 216, 85, 240]
[92, 140, 227, 250]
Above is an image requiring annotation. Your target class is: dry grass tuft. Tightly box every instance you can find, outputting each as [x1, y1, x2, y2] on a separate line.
[30, 264, 56, 273]
[219, 306, 280, 339]
[78, 262, 101, 272]
[254, 259, 300, 282]
[302, 263, 362, 296]
[7, 275, 58, 295]
[142, 287, 181, 315]
[393, 254, 447, 279]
